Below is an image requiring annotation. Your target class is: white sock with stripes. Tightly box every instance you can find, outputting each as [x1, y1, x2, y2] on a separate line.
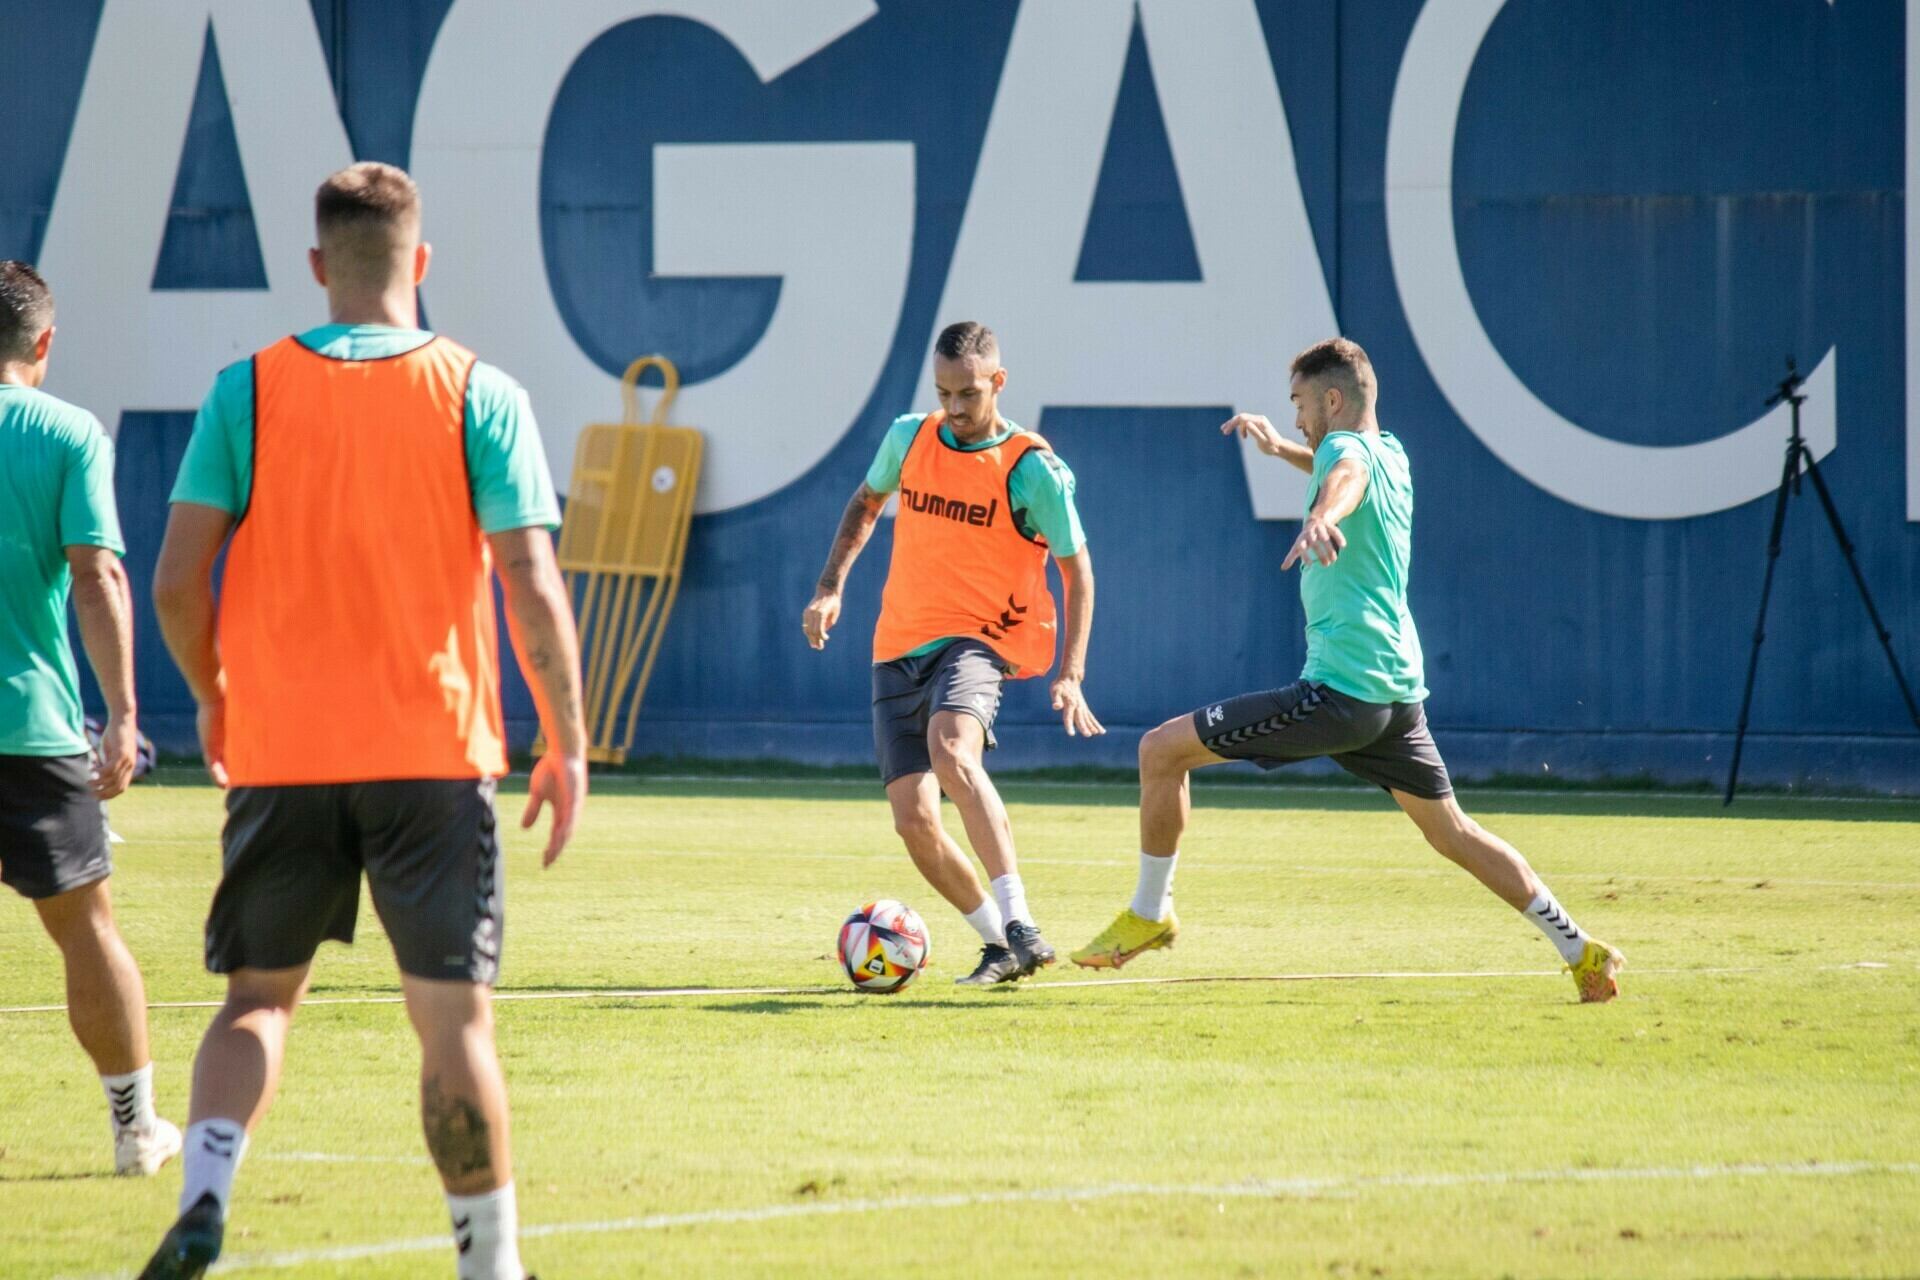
[447, 1182, 523, 1280]
[101, 1063, 157, 1134]
[962, 897, 1007, 947]
[180, 1118, 247, 1213]
[1524, 888, 1589, 964]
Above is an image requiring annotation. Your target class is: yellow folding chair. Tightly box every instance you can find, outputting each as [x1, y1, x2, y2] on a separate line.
[548, 356, 702, 765]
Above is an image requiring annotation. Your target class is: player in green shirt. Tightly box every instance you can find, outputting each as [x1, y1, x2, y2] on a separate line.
[1072, 338, 1624, 1003]
[0, 261, 181, 1174]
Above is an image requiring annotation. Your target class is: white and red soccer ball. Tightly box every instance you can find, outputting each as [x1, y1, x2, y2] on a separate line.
[838, 900, 930, 994]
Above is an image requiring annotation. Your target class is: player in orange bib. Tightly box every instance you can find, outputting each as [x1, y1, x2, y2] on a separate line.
[803, 322, 1101, 986]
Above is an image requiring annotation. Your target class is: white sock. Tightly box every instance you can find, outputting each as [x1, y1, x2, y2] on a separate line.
[448, 1181, 524, 1280]
[990, 874, 1032, 928]
[102, 1063, 157, 1134]
[1525, 888, 1590, 965]
[1130, 852, 1178, 922]
[962, 897, 1007, 947]
[179, 1118, 247, 1214]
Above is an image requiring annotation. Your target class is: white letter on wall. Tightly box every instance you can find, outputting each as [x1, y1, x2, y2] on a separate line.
[920, 0, 1337, 520]
[38, 0, 354, 428]
[1386, 0, 1836, 520]
[411, 1, 911, 512]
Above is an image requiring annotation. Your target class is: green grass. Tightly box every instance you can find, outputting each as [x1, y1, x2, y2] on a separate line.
[2, 775, 1917, 1278]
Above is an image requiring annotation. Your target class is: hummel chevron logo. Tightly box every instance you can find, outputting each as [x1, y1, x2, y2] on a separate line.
[980, 595, 1029, 641]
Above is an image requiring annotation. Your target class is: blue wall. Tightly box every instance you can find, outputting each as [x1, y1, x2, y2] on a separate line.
[3, 1, 1915, 788]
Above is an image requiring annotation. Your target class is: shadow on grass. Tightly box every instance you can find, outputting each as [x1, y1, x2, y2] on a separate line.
[0, 1168, 112, 1184]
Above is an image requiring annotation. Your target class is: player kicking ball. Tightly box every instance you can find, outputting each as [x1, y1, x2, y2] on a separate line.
[804, 321, 1102, 986]
[1071, 338, 1624, 1003]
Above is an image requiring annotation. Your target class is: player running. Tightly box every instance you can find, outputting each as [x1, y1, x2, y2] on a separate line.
[0, 261, 182, 1176]
[140, 164, 585, 1280]
[803, 322, 1101, 986]
[1071, 338, 1625, 1003]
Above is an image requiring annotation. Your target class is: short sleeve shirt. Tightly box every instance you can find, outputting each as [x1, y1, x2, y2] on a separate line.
[171, 325, 560, 533]
[1298, 430, 1427, 703]
[0, 385, 125, 755]
[865, 413, 1086, 553]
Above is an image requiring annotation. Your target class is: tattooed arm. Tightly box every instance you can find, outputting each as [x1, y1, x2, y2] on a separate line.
[802, 483, 888, 650]
[490, 526, 587, 865]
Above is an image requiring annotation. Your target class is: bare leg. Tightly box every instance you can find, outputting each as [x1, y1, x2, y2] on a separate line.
[886, 771, 989, 914]
[403, 977, 512, 1196]
[926, 711, 1018, 881]
[34, 878, 149, 1076]
[1138, 715, 1230, 856]
[189, 965, 311, 1130]
[1391, 790, 1541, 909]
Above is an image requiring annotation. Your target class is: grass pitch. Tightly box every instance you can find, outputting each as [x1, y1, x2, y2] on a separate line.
[1, 772, 1916, 1278]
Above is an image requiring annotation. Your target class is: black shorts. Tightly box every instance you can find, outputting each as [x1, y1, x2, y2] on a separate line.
[0, 754, 111, 900]
[871, 639, 1009, 785]
[205, 779, 503, 984]
[1193, 680, 1453, 799]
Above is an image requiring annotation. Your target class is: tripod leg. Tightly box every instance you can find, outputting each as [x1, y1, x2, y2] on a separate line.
[1799, 452, 1920, 731]
[1726, 448, 1800, 805]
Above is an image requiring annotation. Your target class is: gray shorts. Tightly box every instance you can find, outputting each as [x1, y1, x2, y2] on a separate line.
[872, 639, 1008, 785]
[1193, 680, 1453, 799]
[0, 754, 111, 900]
[205, 778, 503, 983]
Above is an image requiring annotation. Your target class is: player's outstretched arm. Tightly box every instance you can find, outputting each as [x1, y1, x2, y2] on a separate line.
[152, 502, 236, 787]
[67, 545, 138, 799]
[491, 525, 588, 867]
[803, 483, 887, 650]
[1050, 549, 1104, 738]
[1282, 458, 1369, 571]
[1222, 412, 1314, 474]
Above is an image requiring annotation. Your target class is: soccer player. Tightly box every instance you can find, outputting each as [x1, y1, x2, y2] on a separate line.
[803, 321, 1101, 986]
[0, 261, 181, 1176]
[139, 164, 586, 1280]
[1071, 338, 1625, 1003]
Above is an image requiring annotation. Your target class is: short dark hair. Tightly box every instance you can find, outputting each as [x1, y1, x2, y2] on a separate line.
[934, 321, 999, 363]
[316, 162, 421, 236]
[0, 260, 54, 363]
[315, 163, 421, 283]
[1290, 337, 1376, 410]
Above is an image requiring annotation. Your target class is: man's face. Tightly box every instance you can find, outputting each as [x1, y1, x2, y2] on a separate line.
[1289, 372, 1338, 449]
[934, 353, 1005, 437]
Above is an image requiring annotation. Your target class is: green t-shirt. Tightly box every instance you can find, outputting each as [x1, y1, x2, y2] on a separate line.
[0, 385, 125, 755]
[1299, 430, 1427, 704]
[171, 325, 561, 533]
[864, 413, 1087, 660]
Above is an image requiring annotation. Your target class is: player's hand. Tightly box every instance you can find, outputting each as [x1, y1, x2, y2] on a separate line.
[196, 697, 229, 789]
[1222, 412, 1285, 455]
[1050, 675, 1105, 738]
[523, 751, 587, 867]
[1282, 515, 1346, 570]
[802, 591, 841, 650]
[91, 712, 138, 801]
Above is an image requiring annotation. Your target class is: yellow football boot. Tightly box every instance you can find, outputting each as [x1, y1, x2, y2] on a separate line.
[1569, 938, 1625, 1003]
[1071, 908, 1179, 970]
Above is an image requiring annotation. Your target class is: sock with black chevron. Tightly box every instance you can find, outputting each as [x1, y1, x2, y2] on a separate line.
[1523, 887, 1590, 965]
[447, 1181, 523, 1280]
[101, 1062, 157, 1135]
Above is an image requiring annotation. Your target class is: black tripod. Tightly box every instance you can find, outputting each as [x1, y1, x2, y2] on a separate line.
[1725, 358, 1920, 804]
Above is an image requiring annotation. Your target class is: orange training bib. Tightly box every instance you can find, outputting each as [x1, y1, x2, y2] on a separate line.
[873, 413, 1057, 678]
[219, 335, 507, 785]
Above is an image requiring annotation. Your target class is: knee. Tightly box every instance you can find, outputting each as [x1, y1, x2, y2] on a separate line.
[893, 805, 943, 849]
[1138, 722, 1187, 779]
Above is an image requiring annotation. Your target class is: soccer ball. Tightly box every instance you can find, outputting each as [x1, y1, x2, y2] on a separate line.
[838, 900, 930, 995]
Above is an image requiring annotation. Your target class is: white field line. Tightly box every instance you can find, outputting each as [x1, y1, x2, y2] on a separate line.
[102, 838, 1920, 892]
[72, 1158, 1917, 1277]
[628, 773, 1920, 805]
[0, 964, 1834, 1017]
